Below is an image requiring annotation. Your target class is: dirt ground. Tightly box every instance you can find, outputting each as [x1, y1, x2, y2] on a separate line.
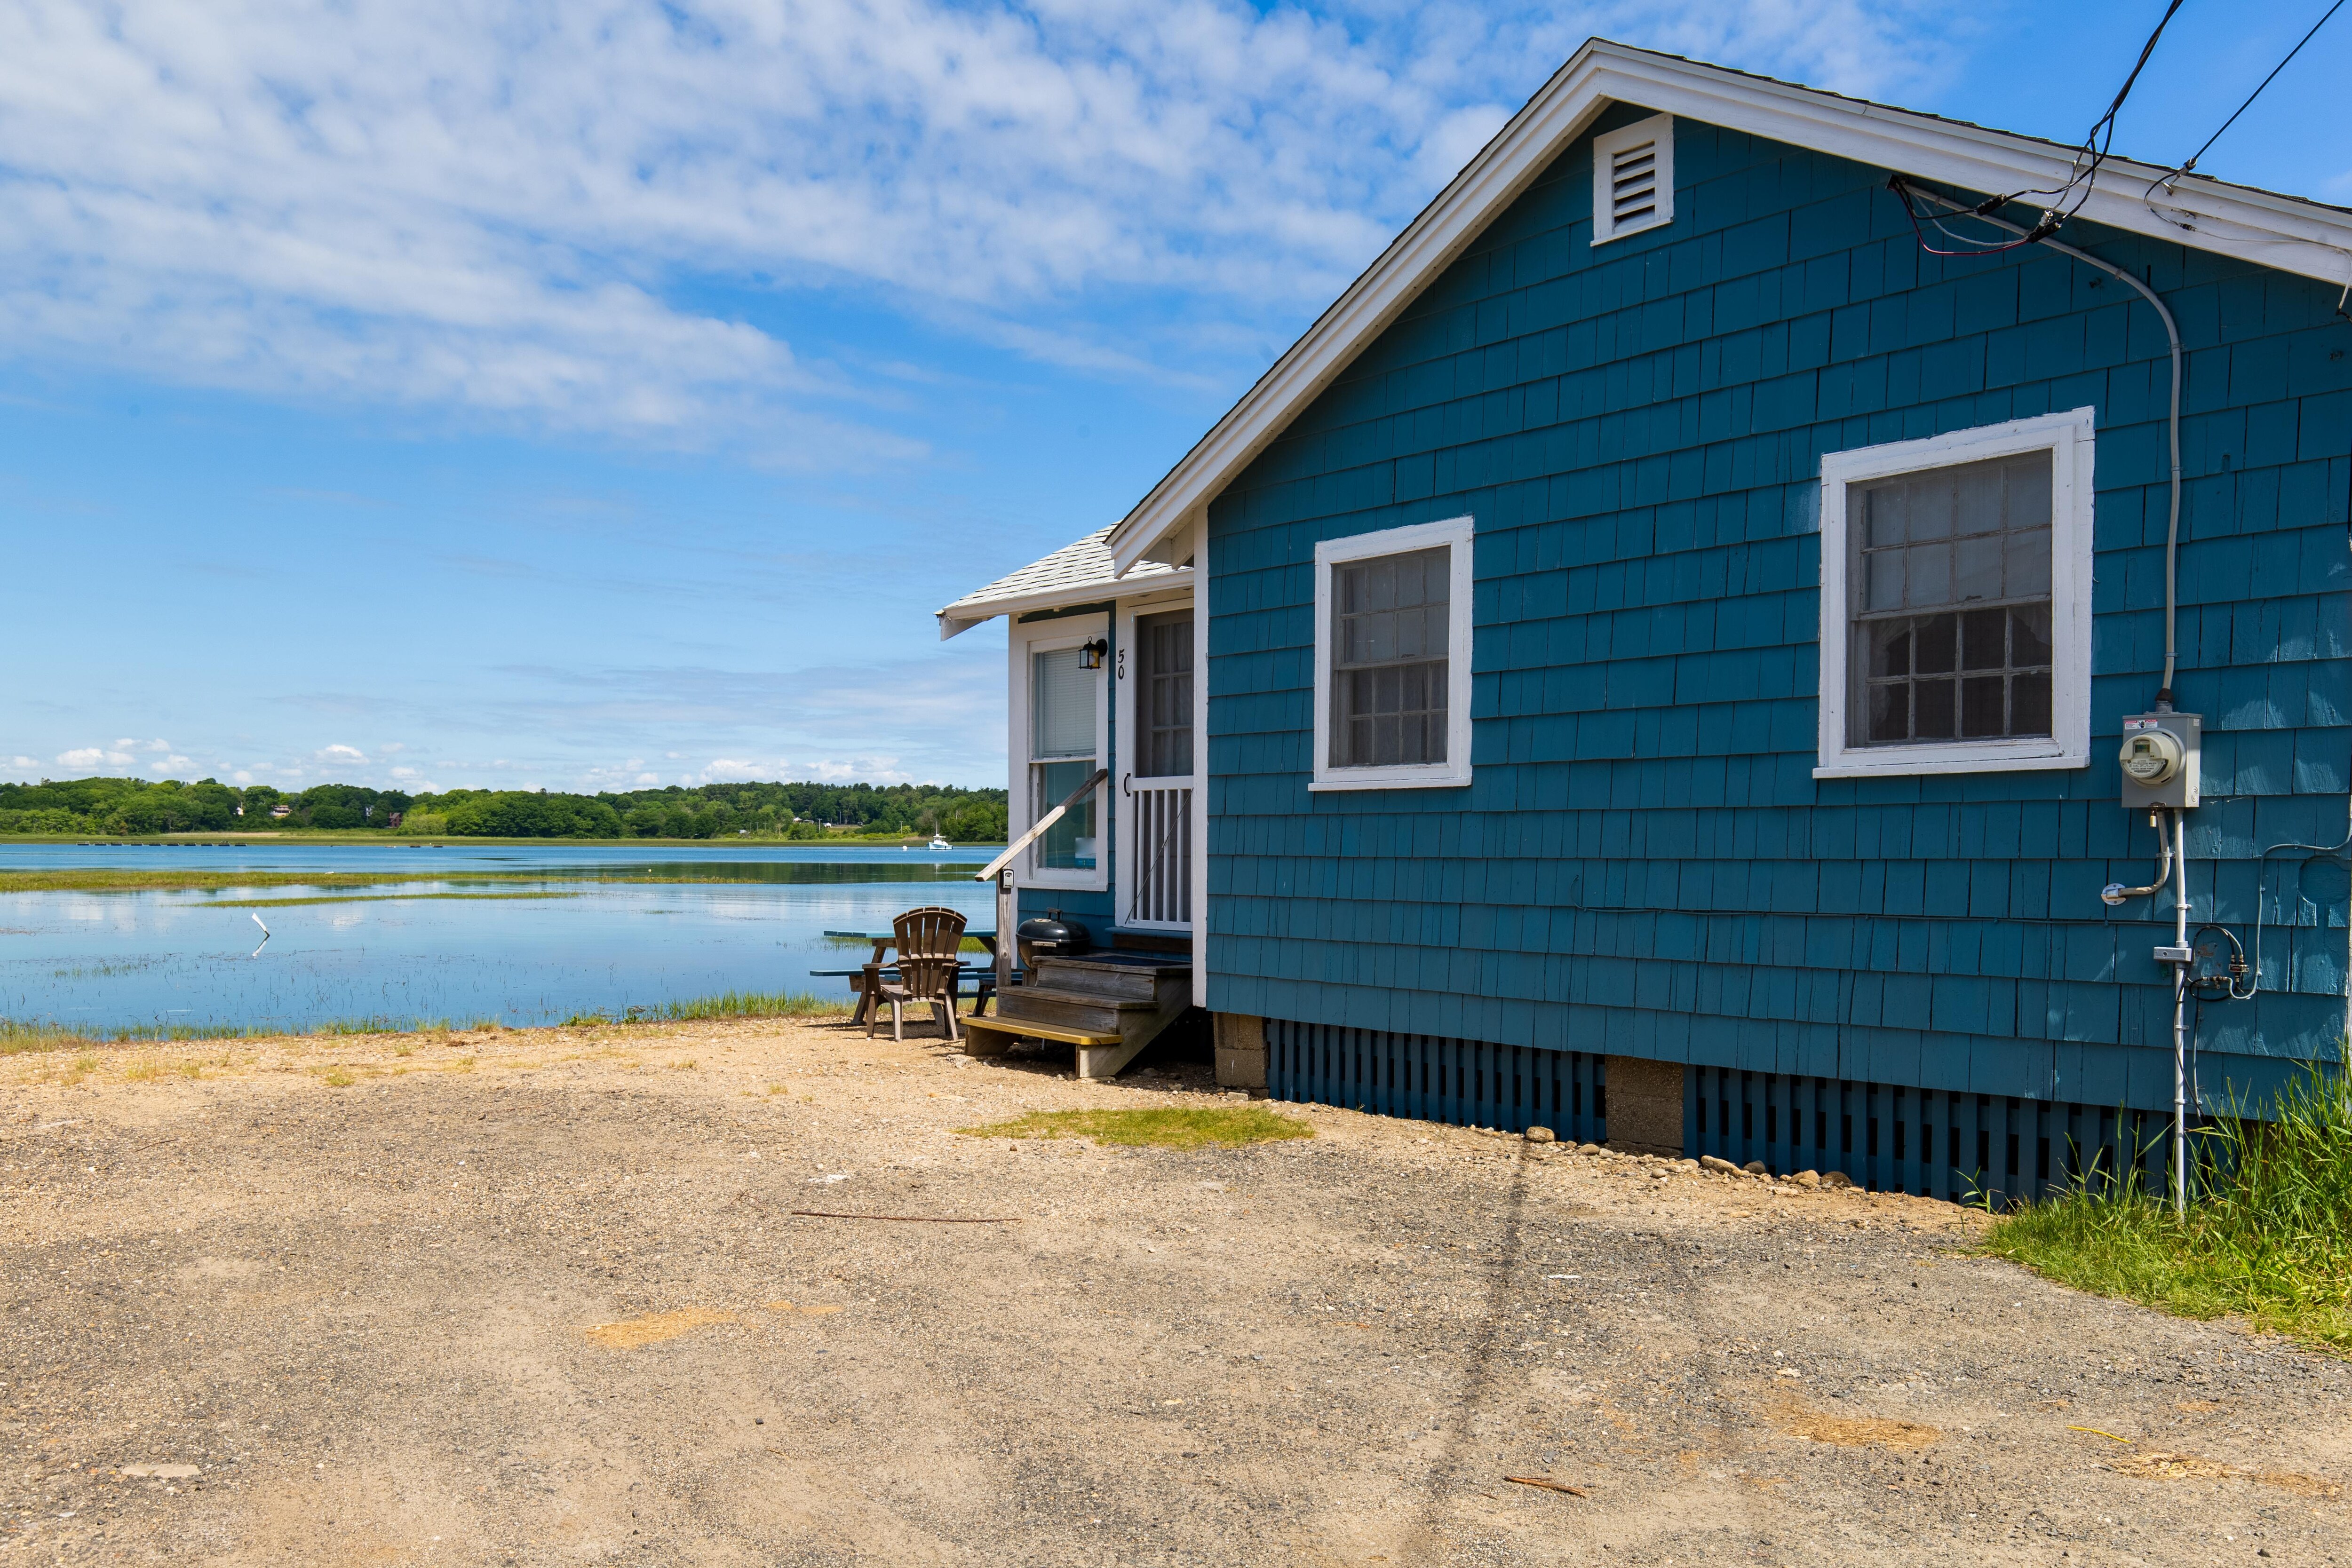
[3, 1018, 2347, 1566]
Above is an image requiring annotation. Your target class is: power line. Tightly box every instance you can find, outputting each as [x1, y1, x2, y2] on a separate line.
[1911, 0, 2185, 257]
[2153, 0, 2344, 198]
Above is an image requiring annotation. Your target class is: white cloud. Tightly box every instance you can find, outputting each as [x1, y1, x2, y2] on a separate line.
[315, 744, 369, 763]
[0, 1, 1959, 444]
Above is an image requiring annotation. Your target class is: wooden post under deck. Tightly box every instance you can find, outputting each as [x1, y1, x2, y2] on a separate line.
[994, 868, 1014, 1004]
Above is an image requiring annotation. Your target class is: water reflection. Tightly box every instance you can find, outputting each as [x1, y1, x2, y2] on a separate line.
[0, 843, 1003, 1034]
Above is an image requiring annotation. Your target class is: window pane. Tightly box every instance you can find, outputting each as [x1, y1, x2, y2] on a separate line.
[1868, 683, 1911, 742]
[1960, 675, 2007, 737]
[1907, 481, 1954, 541]
[1865, 486, 1907, 547]
[1032, 647, 1095, 759]
[1136, 610, 1194, 778]
[1032, 759, 1097, 870]
[2008, 459, 2053, 528]
[1866, 620, 1912, 678]
[2012, 672, 2052, 735]
[2011, 602, 2053, 666]
[1953, 464, 2004, 536]
[1331, 546, 1450, 769]
[1915, 677, 1956, 739]
[1961, 609, 2007, 671]
[1914, 613, 1957, 675]
[2006, 527, 2052, 597]
[1954, 534, 2002, 601]
[1906, 543, 1950, 608]
[1867, 550, 1905, 611]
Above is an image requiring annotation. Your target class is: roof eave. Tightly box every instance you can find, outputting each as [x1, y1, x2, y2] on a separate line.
[935, 565, 1195, 640]
[1105, 38, 2352, 576]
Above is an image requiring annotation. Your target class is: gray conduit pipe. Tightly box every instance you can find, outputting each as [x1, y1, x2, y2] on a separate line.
[1891, 179, 2185, 707]
[1894, 179, 2196, 1210]
[2101, 810, 2173, 906]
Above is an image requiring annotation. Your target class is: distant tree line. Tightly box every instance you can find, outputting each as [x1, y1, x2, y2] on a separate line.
[0, 776, 1009, 841]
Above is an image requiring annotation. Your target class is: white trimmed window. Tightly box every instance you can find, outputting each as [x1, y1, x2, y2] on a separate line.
[1008, 613, 1108, 887]
[1591, 114, 1673, 244]
[1311, 516, 1474, 791]
[1815, 408, 2096, 778]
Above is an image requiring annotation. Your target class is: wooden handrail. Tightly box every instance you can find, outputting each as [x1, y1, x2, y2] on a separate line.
[974, 767, 1108, 883]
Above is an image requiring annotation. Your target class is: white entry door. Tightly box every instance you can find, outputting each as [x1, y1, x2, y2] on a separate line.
[1117, 601, 1195, 931]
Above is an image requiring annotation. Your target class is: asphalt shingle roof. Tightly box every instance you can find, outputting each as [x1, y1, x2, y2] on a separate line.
[936, 527, 1187, 635]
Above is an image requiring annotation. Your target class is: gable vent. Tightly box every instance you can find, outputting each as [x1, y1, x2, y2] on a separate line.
[1591, 113, 1674, 245]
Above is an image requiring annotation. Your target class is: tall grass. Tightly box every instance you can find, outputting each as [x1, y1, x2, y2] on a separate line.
[1, 991, 847, 1056]
[2, 1018, 254, 1053]
[1985, 1064, 2352, 1353]
[659, 990, 845, 1020]
[2, 1015, 459, 1052]
[563, 991, 852, 1027]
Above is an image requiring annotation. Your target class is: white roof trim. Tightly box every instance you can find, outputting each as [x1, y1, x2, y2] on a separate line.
[1106, 38, 2352, 575]
[936, 566, 1192, 639]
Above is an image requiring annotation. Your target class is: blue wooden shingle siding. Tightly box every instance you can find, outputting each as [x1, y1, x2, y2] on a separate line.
[1207, 103, 2352, 1115]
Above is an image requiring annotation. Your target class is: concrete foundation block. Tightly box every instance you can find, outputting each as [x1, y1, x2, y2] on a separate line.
[1213, 1012, 1267, 1090]
[1605, 1055, 1685, 1156]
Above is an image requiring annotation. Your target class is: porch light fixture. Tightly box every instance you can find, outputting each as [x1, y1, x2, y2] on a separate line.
[1079, 637, 1109, 671]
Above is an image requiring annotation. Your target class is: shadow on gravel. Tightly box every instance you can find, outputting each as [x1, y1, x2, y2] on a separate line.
[1394, 1140, 1535, 1561]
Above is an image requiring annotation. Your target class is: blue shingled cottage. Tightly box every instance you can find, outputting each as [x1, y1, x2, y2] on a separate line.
[936, 40, 2352, 1203]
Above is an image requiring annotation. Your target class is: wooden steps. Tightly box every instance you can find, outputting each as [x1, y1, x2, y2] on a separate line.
[960, 1016, 1120, 1049]
[970, 951, 1192, 1078]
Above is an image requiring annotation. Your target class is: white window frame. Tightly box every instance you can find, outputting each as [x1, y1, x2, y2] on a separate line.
[1008, 610, 1109, 890]
[1311, 515, 1475, 792]
[1815, 407, 2096, 779]
[1590, 113, 1674, 245]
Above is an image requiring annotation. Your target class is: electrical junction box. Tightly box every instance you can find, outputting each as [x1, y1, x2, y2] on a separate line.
[2118, 712, 2201, 810]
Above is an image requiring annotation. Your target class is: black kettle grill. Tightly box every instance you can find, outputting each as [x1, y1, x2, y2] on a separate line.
[1016, 910, 1092, 972]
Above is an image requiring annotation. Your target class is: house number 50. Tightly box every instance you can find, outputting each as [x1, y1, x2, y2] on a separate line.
[1116, 648, 1126, 679]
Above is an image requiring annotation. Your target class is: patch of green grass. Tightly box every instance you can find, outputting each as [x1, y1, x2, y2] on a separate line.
[1985, 1065, 2352, 1355]
[2, 1018, 258, 1053]
[956, 1105, 1313, 1150]
[653, 990, 851, 1021]
[1, 1019, 88, 1053]
[566, 992, 850, 1025]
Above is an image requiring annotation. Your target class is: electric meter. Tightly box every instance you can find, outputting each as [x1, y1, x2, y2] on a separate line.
[2120, 729, 2182, 784]
[2118, 713, 2200, 810]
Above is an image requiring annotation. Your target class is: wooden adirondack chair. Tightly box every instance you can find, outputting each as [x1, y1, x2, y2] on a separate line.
[866, 906, 967, 1041]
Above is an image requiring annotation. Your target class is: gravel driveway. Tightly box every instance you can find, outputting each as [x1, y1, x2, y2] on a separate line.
[4, 1019, 2346, 1564]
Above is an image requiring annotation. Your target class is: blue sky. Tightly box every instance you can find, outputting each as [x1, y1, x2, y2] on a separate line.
[3, 0, 2347, 794]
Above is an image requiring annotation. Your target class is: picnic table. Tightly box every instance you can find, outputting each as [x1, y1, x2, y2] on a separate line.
[816, 927, 1001, 1026]
[821, 927, 1000, 966]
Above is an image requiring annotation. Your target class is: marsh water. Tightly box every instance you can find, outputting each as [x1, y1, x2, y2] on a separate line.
[0, 842, 1001, 1034]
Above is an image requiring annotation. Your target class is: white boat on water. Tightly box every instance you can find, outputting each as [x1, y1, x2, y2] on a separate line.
[927, 834, 951, 850]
